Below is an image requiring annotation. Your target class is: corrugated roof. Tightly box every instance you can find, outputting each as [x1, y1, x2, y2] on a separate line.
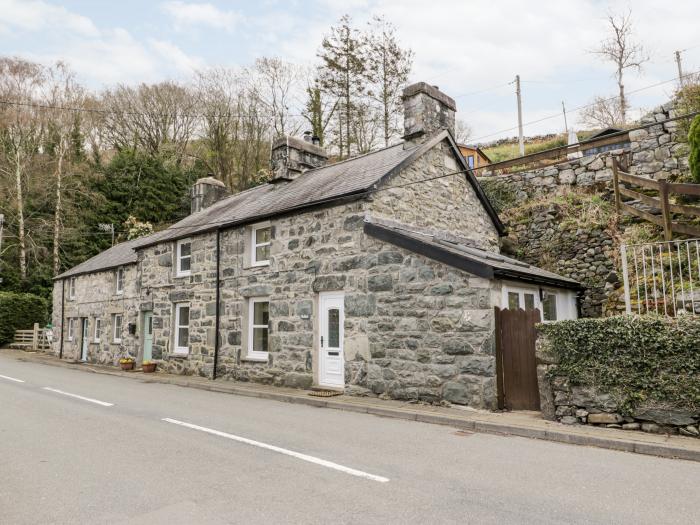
[364, 220, 581, 290]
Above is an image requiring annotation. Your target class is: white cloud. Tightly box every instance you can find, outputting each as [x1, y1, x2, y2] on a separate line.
[160, 1, 240, 31]
[149, 39, 205, 75]
[0, 0, 99, 37]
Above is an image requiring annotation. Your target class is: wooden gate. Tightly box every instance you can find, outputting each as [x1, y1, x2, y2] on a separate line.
[495, 307, 541, 411]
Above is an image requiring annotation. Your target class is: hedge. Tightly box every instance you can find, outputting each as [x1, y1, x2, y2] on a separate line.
[0, 292, 48, 346]
[538, 315, 700, 414]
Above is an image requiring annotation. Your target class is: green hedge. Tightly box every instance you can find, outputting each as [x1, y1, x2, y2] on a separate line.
[538, 316, 700, 414]
[0, 292, 48, 346]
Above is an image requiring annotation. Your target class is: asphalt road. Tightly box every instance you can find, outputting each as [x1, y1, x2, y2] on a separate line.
[1, 354, 698, 525]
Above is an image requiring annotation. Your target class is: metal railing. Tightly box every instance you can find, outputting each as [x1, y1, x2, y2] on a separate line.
[621, 239, 700, 316]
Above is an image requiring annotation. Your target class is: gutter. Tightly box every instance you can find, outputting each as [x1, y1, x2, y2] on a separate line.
[212, 229, 221, 380]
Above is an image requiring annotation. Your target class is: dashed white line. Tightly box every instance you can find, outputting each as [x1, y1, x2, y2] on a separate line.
[162, 417, 390, 483]
[0, 374, 25, 383]
[42, 387, 114, 407]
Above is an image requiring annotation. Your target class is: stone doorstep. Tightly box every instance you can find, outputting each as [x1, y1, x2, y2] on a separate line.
[4, 349, 699, 463]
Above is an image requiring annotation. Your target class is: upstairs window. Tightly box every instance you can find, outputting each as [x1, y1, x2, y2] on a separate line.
[112, 314, 123, 344]
[69, 277, 76, 299]
[116, 267, 125, 295]
[174, 303, 190, 355]
[251, 223, 271, 266]
[176, 239, 192, 277]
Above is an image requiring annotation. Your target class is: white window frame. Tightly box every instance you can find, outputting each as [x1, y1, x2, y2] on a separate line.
[116, 267, 125, 295]
[176, 239, 192, 277]
[112, 314, 123, 344]
[251, 222, 271, 267]
[174, 303, 190, 355]
[69, 277, 76, 299]
[501, 282, 577, 322]
[67, 318, 74, 341]
[94, 318, 102, 343]
[248, 297, 270, 359]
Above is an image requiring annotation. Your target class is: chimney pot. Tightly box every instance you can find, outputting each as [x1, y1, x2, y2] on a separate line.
[190, 176, 228, 214]
[303, 130, 312, 142]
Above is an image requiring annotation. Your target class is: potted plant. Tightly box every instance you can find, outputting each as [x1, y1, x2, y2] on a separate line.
[119, 357, 135, 371]
[142, 360, 157, 373]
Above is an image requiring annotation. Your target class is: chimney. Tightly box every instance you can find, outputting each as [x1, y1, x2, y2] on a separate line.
[402, 82, 457, 146]
[270, 135, 328, 183]
[190, 176, 228, 214]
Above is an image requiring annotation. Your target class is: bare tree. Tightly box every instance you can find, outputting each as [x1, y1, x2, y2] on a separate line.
[592, 9, 649, 124]
[250, 57, 304, 138]
[580, 95, 625, 128]
[0, 57, 46, 281]
[454, 119, 473, 144]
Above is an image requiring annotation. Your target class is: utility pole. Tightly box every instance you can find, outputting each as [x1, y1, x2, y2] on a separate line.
[515, 75, 524, 156]
[562, 101, 569, 134]
[675, 50, 684, 88]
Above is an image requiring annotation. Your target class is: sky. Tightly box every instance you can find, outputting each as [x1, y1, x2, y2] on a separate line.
[0, 0, 699, 142]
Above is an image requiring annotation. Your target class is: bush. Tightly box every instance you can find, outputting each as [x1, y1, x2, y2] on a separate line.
[0, 292, 48, 346]
[538, 315, 700, 414]
[689, 114, 700, 183]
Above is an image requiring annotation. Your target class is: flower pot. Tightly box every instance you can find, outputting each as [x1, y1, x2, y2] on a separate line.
[120, 361, 134, 371]
[142, 362, 157, 373]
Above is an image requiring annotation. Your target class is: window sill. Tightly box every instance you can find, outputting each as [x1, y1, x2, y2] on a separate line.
[241, 355, 268, 363]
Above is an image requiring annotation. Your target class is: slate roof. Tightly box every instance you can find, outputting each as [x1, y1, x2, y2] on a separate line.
[56, 130, 506, 279]
[55, 236, 145, 279]
[364, 220, 581, 290]
[135, 130, 505, 249]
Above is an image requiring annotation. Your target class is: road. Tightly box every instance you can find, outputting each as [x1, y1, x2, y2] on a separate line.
[1, 354, 698, 524]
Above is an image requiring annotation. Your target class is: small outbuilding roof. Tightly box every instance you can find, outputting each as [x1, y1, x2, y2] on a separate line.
[364, 220, 581, 290]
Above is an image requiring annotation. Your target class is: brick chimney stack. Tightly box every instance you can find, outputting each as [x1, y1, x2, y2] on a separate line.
[270, 135, 328, 183]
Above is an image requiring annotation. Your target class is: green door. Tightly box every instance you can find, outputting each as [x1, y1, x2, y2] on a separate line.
[143, 312, 153, 361]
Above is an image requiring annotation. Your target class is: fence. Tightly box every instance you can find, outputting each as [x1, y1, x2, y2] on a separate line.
[621, 239, 700, 316]
[10, 323, 52, 351]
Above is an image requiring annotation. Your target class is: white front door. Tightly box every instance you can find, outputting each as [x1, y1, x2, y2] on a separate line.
[319, 292, 345, 388]
[80, 318, 89, 361]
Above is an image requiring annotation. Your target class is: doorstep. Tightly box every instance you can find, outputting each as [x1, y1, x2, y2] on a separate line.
[3, 348, 699, 462]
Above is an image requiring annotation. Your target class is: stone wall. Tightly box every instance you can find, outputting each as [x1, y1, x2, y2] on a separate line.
[537, 334, 699, 438]
[53, 265, 140, 364]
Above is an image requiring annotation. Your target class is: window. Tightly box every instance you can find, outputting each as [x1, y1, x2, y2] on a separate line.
[174, 303, 190, 355]
[112, 314, 123, 344]
[248, 298, 269, 358]
[116, 267, 125, 295]
[251, 223, 271, 266]
[94, 319, 102, 343]
[542, 292, 558, 321]
[467, 155, 475, 169]
[176, 239, 192, 277]
[67, 318, 74, 341]
[69, 277, 76, 299]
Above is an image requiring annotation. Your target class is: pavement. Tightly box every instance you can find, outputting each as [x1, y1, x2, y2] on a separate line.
[1, 350, 699, 524]
[2, 348, 699, 463]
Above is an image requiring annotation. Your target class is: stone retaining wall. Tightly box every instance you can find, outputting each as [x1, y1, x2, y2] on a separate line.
[536, 333, 700, 438]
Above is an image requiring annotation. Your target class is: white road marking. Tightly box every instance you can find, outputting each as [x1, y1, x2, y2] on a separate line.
[0, 374, 25, 383]
[42, 387, 114, 407]
[162, 417, 390, 483]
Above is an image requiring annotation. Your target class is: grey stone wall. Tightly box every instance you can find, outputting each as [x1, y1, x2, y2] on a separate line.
[369, 142, 500, 252]
[537, 334, 699, 438]
[52, 265, 140, 364]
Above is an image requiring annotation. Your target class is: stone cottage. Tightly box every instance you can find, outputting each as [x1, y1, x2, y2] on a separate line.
[53, 82, 580, 408]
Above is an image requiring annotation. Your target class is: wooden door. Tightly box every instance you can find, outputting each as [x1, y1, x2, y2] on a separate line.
[495, 307, 541, 411]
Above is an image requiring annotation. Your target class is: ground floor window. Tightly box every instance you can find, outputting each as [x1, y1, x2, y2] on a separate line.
[502, 283, 576, 321]
[112, 314, 123, 343]
[174, 303, 190, 355]
[248, 298, 269, 359]
[94, 318, 102, 342]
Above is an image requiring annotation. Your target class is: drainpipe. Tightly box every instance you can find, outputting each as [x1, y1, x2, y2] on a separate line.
[59, 279, 65, 359]
[213, 229, 221, 380]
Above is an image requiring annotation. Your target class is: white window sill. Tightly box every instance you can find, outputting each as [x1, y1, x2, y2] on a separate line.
[250, 261, 270, 268]
[175, 273, 191, 279]
[241, 355, 268, 363]
[112, 340, 122, 345]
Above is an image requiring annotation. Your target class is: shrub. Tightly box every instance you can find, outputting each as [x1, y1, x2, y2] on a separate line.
[538, 315, 700, 414]
[479, 178, 518, 214]
[689, 114, 700, 183]
[0, 292, 48, 346]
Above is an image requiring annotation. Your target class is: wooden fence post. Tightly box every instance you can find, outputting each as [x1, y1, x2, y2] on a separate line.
[658, 177, 673, 241]
[32, 323, 39, 351]
[611, 157, 622, 215]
